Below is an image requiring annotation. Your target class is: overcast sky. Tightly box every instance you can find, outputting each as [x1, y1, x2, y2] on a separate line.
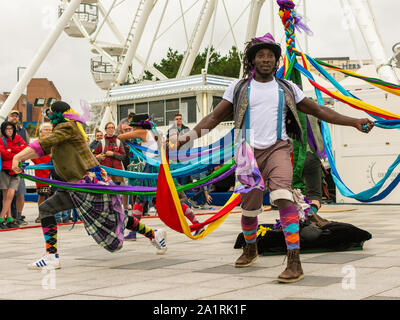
[0, 0, 399, 111]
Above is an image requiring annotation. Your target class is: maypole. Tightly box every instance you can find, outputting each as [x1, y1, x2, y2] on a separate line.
[277, 0, 309, 193]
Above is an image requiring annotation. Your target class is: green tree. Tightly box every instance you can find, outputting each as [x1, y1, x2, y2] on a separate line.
[144, 46, 242, 80]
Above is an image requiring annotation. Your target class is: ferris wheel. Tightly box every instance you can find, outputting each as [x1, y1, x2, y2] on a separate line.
[56, 0, 400, 90]
[56, 0, 278, 91]
[0, 0, 398, 122]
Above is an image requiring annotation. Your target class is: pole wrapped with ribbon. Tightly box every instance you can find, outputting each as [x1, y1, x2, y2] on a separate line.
[277, 0, 308, 193]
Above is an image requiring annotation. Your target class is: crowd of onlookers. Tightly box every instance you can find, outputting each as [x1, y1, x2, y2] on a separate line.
[0, 111, 235, 229]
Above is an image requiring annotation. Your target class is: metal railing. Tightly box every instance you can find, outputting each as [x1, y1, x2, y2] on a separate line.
[58, 2, 98, 24]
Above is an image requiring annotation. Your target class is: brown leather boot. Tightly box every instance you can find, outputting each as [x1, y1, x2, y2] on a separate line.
[235, 242, 258, 268]
[277, 249, 304, 283]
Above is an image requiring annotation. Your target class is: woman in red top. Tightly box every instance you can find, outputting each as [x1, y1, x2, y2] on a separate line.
[93, 122, 125, 185]
[0, 121, 27, 228]
[31, 123, 52, 223]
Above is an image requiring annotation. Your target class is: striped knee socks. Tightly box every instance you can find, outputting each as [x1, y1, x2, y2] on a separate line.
[182, 203, 200, 224]
[126, 216, 154, 240]
[241, 216, 258, 244]
[132, 202, 143, 220]
[41, 216, 58, 254]
[279, 205, 300, 251]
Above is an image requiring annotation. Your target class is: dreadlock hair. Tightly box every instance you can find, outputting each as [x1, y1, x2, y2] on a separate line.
[242, 38, 280, 79]
[242, 39, 259, 80]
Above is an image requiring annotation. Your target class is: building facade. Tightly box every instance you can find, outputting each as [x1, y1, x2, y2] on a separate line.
[1, 78, 61, 124]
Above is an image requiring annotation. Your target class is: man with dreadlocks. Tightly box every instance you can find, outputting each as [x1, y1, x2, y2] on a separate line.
[12, 101, 167, 270]
[171, 33, 374, 283]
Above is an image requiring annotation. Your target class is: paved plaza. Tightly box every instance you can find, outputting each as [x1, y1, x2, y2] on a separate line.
[1, 202, 400, 300]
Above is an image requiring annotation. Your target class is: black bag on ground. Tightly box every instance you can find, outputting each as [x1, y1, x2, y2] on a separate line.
[234, 217, 372, 254]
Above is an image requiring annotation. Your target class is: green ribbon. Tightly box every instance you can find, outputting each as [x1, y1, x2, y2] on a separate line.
[19, 160, 234, 196]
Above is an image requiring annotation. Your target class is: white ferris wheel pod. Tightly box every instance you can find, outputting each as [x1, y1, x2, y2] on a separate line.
[59, 0, 99, 38]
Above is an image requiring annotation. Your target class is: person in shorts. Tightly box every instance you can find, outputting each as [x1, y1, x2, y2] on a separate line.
[0, 121, 27, 228]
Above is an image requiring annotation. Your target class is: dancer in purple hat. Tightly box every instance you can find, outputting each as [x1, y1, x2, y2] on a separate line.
[171, 33, 374, 283]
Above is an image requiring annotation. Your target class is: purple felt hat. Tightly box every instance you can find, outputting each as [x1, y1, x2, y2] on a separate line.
[246, 33, 282, 62]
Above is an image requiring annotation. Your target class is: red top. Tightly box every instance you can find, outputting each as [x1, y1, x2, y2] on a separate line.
[0, 134, 27, 175]
[93, 135, 125, 170]
[31, 154, 51, 189]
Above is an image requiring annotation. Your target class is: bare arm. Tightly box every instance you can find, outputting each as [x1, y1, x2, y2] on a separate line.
[118, 128, 147, 142]
[297, 98, 374, 133]
[12, 147, 39, 173]
[175, 99, 233, 148]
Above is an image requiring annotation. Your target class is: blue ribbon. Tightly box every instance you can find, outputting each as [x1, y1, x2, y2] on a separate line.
[293, 59, 400, 202]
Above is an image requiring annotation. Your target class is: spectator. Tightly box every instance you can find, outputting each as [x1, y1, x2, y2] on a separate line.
[123, 120, 151, 218]
[93, 122, 125, 185]
[7, 110, 29, 224]
[302, 115, 326, 213]
[167, 113, 193, 187]
[31, 123, 53, 224]
[89, 129, 103, 153]
[128, 112, 135, 123]
[0, 121, 27, 228]
[119, 118, 135, 214]
[119, 113, 204, 238]
[188, 171, 213, 210]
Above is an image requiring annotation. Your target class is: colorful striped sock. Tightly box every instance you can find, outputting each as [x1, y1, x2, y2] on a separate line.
[241, 216, 258, 244]
[41, 216, 58, 254]
[129, 216, 154, 240]
[182, 203, 200, 224]
[279, 205, 300, 251]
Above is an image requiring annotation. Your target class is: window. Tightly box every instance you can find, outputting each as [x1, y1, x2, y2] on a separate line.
[166, 99, 179, 126]
[149, 100, 165, 126]
[118, 96, 198, 127]
[181, 97, 197, 123]
[118, 103, 134, 122]
[135, 102, 148, 115]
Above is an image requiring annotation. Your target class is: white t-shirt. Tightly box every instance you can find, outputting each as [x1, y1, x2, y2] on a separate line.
[141, 131, 158, 159]
[223, 77, 306, 149]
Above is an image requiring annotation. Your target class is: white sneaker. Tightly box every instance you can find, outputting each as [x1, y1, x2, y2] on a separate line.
[28, 253, 61, 270]
[193, 227, 205, 237]
[188, 199, 200, 209]
[151, 229, 167, 255]
[200, 203, 212, 210]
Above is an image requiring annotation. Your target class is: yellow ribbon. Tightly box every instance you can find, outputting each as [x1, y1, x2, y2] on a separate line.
[160, 143, 241, 240]
[63, 108, 88, 141]
[256, 225, 271, 237]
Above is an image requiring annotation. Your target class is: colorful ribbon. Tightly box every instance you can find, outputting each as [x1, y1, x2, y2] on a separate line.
[156, 144, 241, 240]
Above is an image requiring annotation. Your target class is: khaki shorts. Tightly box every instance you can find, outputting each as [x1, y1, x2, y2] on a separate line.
[0, 171, 21, 190]
[241, 139, 294, 217]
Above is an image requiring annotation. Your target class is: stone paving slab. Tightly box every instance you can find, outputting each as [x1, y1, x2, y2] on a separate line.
[302, 253, 374, 264]
[1, 202, 400, 300]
